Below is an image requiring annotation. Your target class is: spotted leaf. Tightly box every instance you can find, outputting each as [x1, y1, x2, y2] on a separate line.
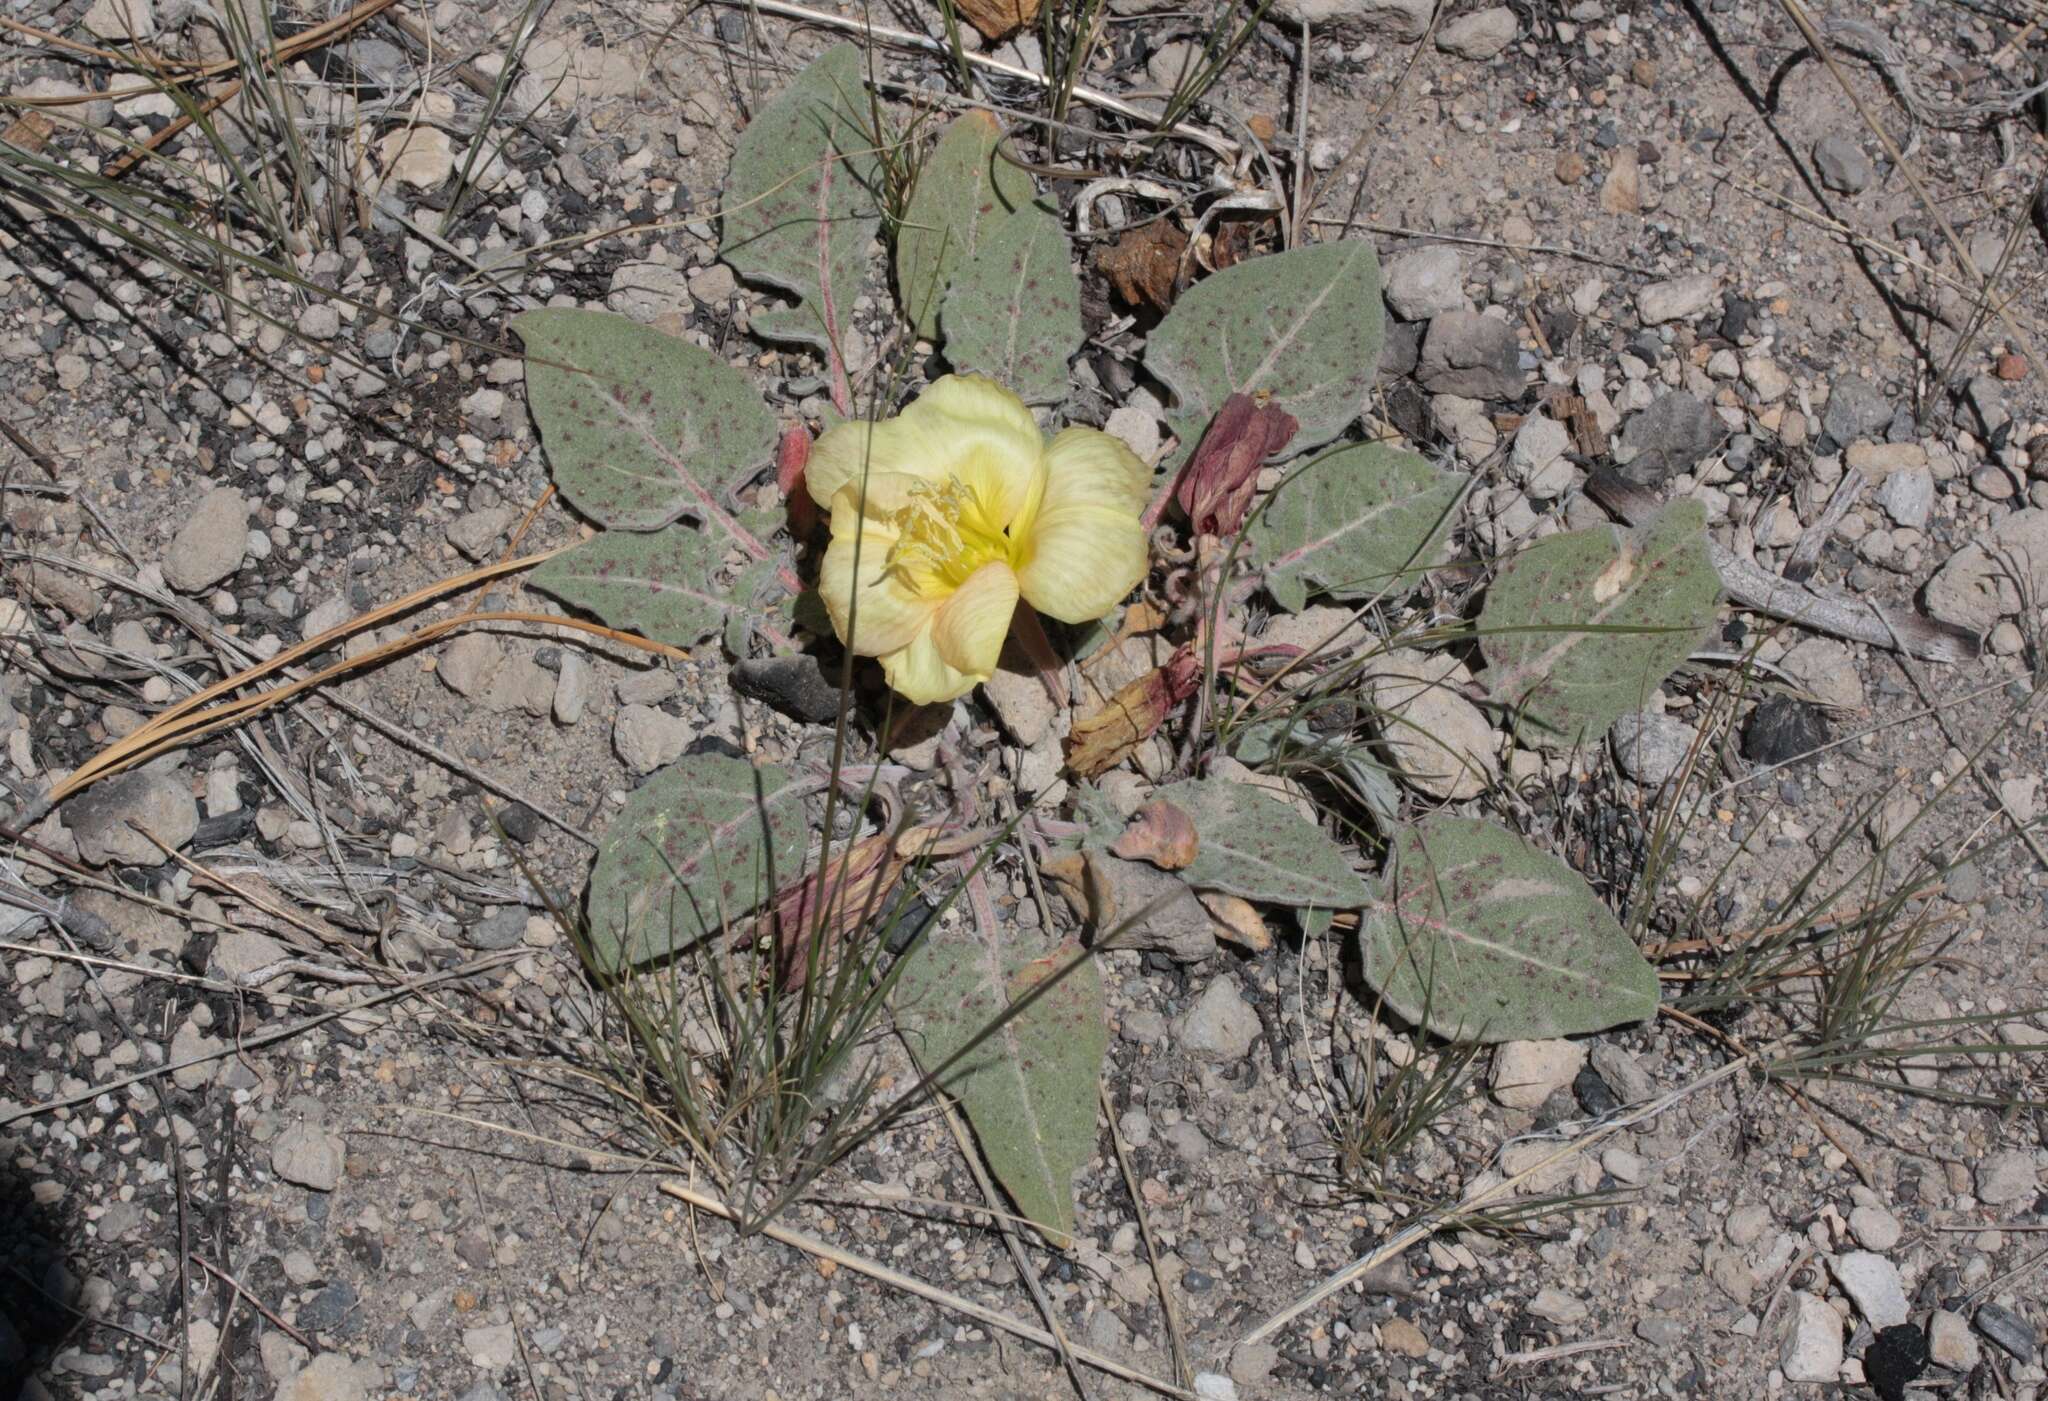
[720, 45, 882, 366]
[1479, 499, 1719, 744]
[1145, 240, 1385, 466]
[896, 111, 1033, 339]
[584, 755, 811, 970]
[515, 308, 777, 533]
[939, 202, 1082, 405]
[530, 532, 785, 648]
[1360, 816, 1659, 1042]
[894, 928, 1106, 1247]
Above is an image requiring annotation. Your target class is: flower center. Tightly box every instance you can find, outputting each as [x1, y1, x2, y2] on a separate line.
[885, 476, 1018, 596]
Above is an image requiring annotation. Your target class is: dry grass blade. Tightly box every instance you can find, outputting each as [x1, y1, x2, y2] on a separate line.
[658, 1179, 1199, 1399]
[1236, 1045, 1777, 1347]
[45, 549, 690, 805]
[700, 0, 1238, 157]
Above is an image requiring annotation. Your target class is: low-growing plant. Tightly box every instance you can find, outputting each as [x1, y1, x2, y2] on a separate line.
[505, 41, 1744, 1243]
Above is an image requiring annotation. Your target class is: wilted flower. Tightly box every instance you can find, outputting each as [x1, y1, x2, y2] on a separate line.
[807, 375, 1149, 704]
[1173, 391, 1299, 538]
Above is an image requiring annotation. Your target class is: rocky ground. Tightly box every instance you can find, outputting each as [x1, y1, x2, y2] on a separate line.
[4, 0, 2048, 1398]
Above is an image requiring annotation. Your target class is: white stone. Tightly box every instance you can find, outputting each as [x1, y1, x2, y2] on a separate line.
[1976, 1148, 2040, 1205]
[613, 705, 692, 775]
[1435, 5, 1518, 58]
[273, 1353, 381, 1401]
[1491, 1038, 1586, 1109]
[553, 653, 592, 725]
[1928, 1309, 1980, 1369]
[1831, 1251, 1908, 1328]
[1383, 246, 1465, 321]
[376, 126, 455, 190]
[1847, 1204, 1901, 1251]
[164, 488, 249, 593]
[1364, 649, 1499, 799]
[1272, 0, 1432, 39]
[1779, 1293, 1844, 1383]
[1780, 637, 1865, 711]
[1636, 274, 1719, 326]
[270, 1122, 345, 1192]
[83, 0, 156, 39]
[1875, 467, 1933, 528]
[1926, 509, 2048, 633]
[1105, 406, 1163, 463]
[1528, 1287, 1588, 1324]
[437, 634, 505, 698]
[1742, 356, 1790, 403]
[1510, 415, 1572, 497]
[1176, 976, 1261, 1062]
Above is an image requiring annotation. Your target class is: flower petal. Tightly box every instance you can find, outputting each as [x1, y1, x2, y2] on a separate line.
[879, 624, 980, 704]
[1017, 505, 1149, 623]
[806, 415, 940, 508]
[930, 561, 1019, 678]
[1034, 426, 1151, 520]
[896, 375, 1046, 526]
[1012, 428, 1151, 623]
[820, 480, 935, 656]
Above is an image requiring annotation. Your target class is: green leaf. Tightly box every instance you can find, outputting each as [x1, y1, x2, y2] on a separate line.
[719, 45, 882, 359]
[938, 202, 1081, 405]
[1360, 816, 1659, 1042]
[514, 308, 778, 533]
[1478, 499, 1719, 744]
[896, 111, 1033, 340]
[584, 755, 812, 970]
[894, 930, 1106, 1247]
[1145, 240, 1385, 462]
[1149, 778, 1371, 909]
[531, 533, 785, 649]
[1251, 441, 1469, 613]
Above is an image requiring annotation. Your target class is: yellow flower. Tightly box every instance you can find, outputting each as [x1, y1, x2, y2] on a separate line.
[808, 375, 1150, 704]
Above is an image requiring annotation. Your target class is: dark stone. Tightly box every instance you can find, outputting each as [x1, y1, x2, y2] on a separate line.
[1417, 311, 1524, 401]
[1385, 379, 1432, 445]
[732, 654, 842, 725]
[1822, 377, 1892, 446]
[1742, 695, 1830, 767]
[1617, 392, 1723, 486]
[882, 895, 940, 955]
[1574, 1065, 1622, 1117]
[1976, 1302, 2038, 1362]
[495, 802, 541, 845]
[1864, 1323, 1927, 1401]
[1378, 318, 1423, 380]
[1719, 296, 1760, 343]
[191, 808, 257, 849]
[1182, 1269, 1214, 1292]
[296, 1280, 358, 1334]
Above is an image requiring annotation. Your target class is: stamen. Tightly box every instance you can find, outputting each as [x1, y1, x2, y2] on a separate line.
[884, 477, 1017, 596]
